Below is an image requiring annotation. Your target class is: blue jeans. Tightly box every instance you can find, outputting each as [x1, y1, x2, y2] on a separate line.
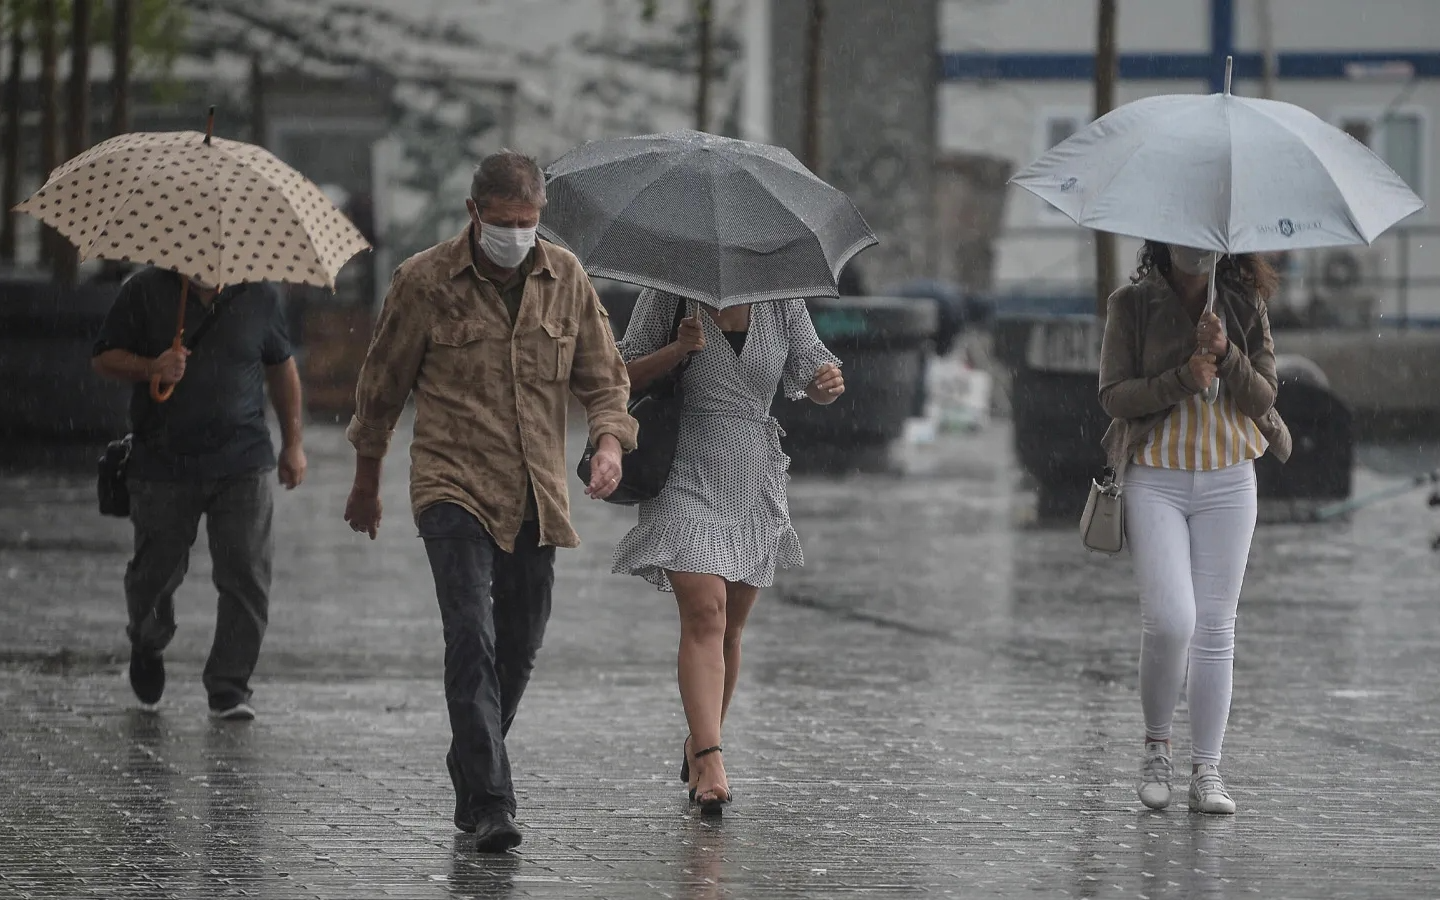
[418, 503, 555, 819]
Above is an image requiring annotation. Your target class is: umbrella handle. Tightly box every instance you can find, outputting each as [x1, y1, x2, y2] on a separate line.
[1201, 255, 1221, 404]
[149, 278, 189, 403]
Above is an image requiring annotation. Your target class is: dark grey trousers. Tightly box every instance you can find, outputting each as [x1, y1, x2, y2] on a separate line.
[124, 471, 273, 710]
[418, 502, 555, 819]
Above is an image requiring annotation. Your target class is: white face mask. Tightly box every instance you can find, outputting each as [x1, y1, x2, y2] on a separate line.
[1170, 245, 1217, 276]
[479, 223, 537, 269]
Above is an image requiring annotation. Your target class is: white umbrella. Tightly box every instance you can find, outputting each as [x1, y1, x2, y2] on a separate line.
[1011, 59, 1423, 400]
[1010, 68, 1422, 255]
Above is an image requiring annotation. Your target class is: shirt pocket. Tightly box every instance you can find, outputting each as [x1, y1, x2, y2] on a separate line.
[531, 318, 578, 382]
[429, 320, 499, 383]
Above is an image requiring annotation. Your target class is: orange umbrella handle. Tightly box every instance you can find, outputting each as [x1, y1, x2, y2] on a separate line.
[149, 278, 189, 403]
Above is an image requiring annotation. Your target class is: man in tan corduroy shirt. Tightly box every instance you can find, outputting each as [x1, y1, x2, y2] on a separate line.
[343, 150, 637, 852]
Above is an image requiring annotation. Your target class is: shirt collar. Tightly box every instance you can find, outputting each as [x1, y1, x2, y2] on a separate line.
[444, 224, 558, 281]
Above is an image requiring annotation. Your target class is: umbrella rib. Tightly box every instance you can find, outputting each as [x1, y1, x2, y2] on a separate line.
[226, 148, 334, 289]
[1239, 104, 1371, 240]
[1224, 99, 1236, 251]
[1075, 108, 1192, 227]
[707, 157, 723, 303]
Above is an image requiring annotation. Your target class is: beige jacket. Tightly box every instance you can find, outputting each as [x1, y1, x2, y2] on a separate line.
[1098, 272, 1291, 483]
[347, 230, 639, 551]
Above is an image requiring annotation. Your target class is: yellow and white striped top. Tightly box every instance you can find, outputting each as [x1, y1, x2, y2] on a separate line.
[1132, 382, 1268, 471]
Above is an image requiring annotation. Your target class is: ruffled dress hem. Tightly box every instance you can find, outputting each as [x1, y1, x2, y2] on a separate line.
[611, 512, 804, 593]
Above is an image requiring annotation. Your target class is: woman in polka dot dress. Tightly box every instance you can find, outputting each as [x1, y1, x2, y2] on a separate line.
[613, 287, 845, 814]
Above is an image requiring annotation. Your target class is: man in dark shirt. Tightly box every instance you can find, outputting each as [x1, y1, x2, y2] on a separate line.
[92, 266, 307, 720]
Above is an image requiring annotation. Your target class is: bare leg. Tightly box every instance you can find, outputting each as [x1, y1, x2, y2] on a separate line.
[670, 570, 730, 803]
[721, 582, 759, 724]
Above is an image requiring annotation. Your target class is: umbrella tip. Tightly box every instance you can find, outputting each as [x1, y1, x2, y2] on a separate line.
[204, 106, 216, 145]
[1224, 55, 1233, 95]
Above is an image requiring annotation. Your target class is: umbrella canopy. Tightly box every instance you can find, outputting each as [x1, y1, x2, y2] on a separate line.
[15, 126, 370, 290]
[1010, 92, 1424, 254]
[15, 112, 370, 402]
[539, 129, 878, 309]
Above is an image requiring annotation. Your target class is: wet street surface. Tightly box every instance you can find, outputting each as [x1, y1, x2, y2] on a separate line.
[2, 418, 1439, 899]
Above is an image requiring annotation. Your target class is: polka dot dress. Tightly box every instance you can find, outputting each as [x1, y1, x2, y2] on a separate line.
[14, 130, 370, 288]
[611, 288, 842, 592]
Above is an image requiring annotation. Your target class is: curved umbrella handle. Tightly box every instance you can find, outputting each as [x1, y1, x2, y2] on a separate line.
[149, 335, 182, 402]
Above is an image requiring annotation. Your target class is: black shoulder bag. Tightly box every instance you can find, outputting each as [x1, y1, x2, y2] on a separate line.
[97, 294, 230, 517]
[577, 296, 691, 506]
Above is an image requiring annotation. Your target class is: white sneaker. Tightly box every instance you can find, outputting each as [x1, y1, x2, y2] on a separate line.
[1137, 741, 1173, 809]
[1188, 764, 1236, 814]
[210, 702, 256, 721]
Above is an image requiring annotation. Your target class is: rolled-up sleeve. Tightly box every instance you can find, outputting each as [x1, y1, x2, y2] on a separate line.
[570, 284, 639, 452]
[346, 265, 428, 459]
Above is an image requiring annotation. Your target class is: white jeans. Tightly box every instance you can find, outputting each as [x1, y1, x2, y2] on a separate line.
[1124, 461, 1257, 764]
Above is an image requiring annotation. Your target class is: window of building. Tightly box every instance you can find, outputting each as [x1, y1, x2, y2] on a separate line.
[1036, 110, 1089, 221]
[1338, 110, 1425, 199]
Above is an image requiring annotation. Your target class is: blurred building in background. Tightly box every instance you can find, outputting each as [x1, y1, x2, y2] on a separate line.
[5, 0, 1432, 437]
[939, 0, 1440, 327]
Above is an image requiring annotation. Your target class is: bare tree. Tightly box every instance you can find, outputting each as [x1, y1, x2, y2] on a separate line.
[110, 0, 132, 135]
[248, 52, 264, 146]
[37, 0, 59, 266]
[802, 0, 824, 173]
[56, 0, 92, 283]
[1092, 0, 1117, 315]
[694, 0, 712, 131]
[1, 0, 23, 262]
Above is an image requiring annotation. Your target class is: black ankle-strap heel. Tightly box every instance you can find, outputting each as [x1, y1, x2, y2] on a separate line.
[688, 744, 731, 816]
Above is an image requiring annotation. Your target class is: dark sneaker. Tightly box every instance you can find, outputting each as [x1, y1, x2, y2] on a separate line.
[471, 811, 522, 853]
[209, 702, 256, 721]
[128, 650, 165, 706]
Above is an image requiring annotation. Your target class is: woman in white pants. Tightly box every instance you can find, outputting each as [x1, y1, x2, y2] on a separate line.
[1098, 242, 1292, 814]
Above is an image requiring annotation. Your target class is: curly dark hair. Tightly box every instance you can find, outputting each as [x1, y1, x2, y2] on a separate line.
[1132, 240, 1280, 302]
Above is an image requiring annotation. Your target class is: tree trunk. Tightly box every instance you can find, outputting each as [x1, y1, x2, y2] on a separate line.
[249, 53, 265, 146]
[57, 0, 93, 283]
[1093, 0, 1118, 316]
[1257, 0, 1277, 100]
[802, 0, 824, 174]
[37, 0, 60, 267]
[694, 0, 712, 132]
[111, 0, 132, 135]
[1, 3, 23, 262]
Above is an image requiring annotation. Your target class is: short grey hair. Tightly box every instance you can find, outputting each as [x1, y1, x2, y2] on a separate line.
[470, 150, 546, 210]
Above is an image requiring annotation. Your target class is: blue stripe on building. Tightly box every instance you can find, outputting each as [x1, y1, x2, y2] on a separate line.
[940, 51, 1440, 83]
[939, 0, 1440, 86]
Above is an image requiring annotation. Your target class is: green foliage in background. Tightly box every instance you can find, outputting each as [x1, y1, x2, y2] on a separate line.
[2, 0, 187, 76]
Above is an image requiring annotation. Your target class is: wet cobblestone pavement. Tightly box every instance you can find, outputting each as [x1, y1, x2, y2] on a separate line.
[2, 418, 1439, 898]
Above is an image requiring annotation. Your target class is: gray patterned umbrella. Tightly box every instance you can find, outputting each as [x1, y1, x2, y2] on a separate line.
[539, 130, 877, 309]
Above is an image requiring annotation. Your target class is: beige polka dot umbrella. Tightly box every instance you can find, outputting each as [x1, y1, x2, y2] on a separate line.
[14, 108, 371, 401]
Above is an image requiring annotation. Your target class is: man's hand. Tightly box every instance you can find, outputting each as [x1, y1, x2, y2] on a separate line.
[806, 363, 845, 405]
[150, 346, 189, 385]
[278, 444, 307, 489]
[344, 484, 383, 539]
[586, 434, 625, 500]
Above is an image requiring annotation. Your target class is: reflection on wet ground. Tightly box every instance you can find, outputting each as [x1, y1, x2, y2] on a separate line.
[1, 422, 1438, 897]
